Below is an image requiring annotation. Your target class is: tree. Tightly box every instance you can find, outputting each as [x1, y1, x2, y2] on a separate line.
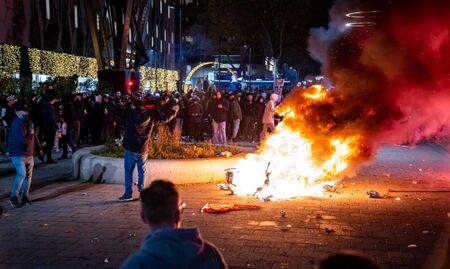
[205, 0, 333, 76]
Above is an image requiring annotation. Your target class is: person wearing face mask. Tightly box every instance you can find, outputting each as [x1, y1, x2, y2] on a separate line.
[7, 104, 43, 208]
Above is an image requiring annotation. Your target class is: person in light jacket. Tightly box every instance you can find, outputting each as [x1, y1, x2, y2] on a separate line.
[260, 93, 278, 141]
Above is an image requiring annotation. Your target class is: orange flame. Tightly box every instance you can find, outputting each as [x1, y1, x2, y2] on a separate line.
[232, 85, 361, 200]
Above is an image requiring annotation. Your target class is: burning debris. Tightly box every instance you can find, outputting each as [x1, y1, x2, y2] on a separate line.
[219, 0, 450, 201]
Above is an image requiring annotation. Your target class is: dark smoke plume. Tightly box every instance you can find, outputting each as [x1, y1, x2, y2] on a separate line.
[281, 0, 450, 167]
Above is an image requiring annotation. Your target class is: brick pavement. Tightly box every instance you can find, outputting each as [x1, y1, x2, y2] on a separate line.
[0, 143, 449, 269]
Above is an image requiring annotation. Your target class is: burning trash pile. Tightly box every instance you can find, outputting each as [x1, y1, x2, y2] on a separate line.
[224, 85, 364, 201]
[223, 0, 450, 201]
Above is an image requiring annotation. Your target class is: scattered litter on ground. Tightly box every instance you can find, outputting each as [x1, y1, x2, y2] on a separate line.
[395, 197, 401, 201]
[383, 173, 391, 177]
[316, 213, 323, 219]
[407, 244, 417, 248]
[418, 169, 423, 172]
[217, 183, 228, 190]
[91, 237, 100, 244]
[412, 181, 418, 184]
[41, 223, 48, 227]
[367, 191, 382, 198]
[416, 198, 422, 201]
[339, 184, 344, 188]
[409, 163, 413, 167]
[447, 212, 450, 218]
[81, 192, 88, 196]
[323, 184, 336, 192]
[104, 258, 109, 263]
[324, 228, 335, 234]
[128, 233, 136, 238]
[220, 151, 232, 158]
[201, 203, 261, 214]
[192, 213, 195, 216]
[280, 210, 287, 218]
[383, 193, 392, 199]
[422, 231, 430, 234]
[286, 224, 292, 228]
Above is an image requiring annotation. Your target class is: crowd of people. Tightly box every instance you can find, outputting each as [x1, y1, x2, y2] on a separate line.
[0, 85, 284, 158]
[0, 85, 284, 205]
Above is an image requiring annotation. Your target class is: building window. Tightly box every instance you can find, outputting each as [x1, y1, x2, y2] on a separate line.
[156, 25, 159, 38]
[164, 29, 166, 41]
[160, 40, 163, 53]
[151, 36, 154, 47]
[160, 0, 163, 14]
[171, 32, 174, 44]
[96, 14, 100, 30]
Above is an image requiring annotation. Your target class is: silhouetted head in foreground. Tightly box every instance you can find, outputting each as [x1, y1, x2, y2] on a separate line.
[139, 180, 181, 230]
[319, 253, 379, 269]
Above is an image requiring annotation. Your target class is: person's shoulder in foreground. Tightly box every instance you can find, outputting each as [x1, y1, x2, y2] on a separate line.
[121, 180, 227, 269]
[121, 227, 226, 269]
[319, 251, 379, 269]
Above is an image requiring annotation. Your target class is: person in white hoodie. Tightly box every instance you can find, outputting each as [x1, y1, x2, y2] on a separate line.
[121, 180, 227, 269]
[260, 93, 278, 141]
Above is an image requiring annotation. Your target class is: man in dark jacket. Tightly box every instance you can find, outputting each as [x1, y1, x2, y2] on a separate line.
[42, 94, 59, 163]
[208, 91, 229, 145]
[121, 180, 227, 269]
[111, 92, 178, 201]
[8, 104, 42, 207]
[187, 97, 204, 142]
[229, 94, 242, 142]
[240, 94, 256, 141]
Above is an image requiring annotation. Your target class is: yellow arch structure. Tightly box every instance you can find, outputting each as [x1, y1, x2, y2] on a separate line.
[183, 62, 234, 93]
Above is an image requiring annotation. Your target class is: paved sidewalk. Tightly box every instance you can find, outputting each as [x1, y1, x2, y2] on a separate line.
[0, 143, 449, 269]
[0, 152, 73, 200]
[0, 141, 450, 269]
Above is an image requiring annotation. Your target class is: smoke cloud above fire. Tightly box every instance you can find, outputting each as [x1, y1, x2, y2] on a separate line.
[287, 0, 450, 166]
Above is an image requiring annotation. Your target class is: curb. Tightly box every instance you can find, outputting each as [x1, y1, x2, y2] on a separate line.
[72, 146, 246, 187]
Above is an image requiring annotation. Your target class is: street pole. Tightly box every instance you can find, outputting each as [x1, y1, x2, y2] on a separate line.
[248, 46, 251, 91]
[218, 51, 221, 91]
[178, 9, 182, 92]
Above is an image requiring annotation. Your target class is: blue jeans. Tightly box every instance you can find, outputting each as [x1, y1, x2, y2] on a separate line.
[10, 156, 34, 198]
[124, 150, 148, 196]
[212, 120, 227, 145]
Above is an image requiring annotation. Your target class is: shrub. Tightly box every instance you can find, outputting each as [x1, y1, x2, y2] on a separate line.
[93, 125, 242, 159]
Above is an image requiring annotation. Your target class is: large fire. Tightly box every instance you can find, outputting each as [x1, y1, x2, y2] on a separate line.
[231, 85, 362, 200]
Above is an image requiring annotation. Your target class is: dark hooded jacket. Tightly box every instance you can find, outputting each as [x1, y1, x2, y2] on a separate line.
[110, 97, 176, 153]
[121, 228, 227, 269]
